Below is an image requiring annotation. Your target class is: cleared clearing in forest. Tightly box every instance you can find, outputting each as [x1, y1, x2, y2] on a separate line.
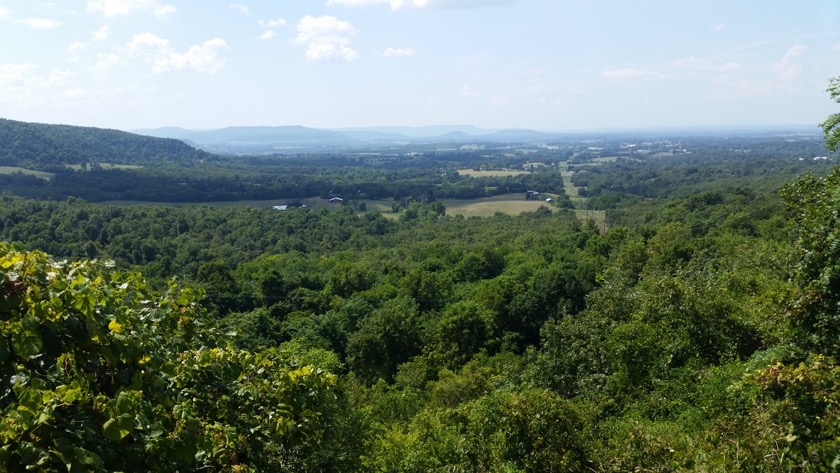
[0, 166, 55, 180]
[457, 169, 531, 177]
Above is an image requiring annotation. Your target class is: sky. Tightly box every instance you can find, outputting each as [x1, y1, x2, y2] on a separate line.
[1, 0, 839, 132]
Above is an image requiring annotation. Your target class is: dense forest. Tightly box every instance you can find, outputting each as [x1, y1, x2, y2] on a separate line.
[2, 86, 840, 470]
[0, 118, 210, 169]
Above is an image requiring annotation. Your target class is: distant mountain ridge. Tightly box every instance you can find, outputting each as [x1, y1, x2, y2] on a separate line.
[0, 118, 823, 163]
[131, 124, 560, 152]
[133, 123, 825, 150]
[135, 125, 354, 146]
[332, 125, 500, 138]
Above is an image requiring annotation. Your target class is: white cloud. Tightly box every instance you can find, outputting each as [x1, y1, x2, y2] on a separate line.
[19, 18, 61, 29]
[381, 47, 416, 57]
[0, 7, 11, 20]
[87, 0, 176, 19]
[93, 52, 122, 71]
[0, 64, 38, 87]
[230, 3, 250, 14]
[304, 43, 359, 62]
[129, 32, 170, 50]
[92, 25, 109, 41]
[67, 26, 112, 62]
[154, 38, 229, 74]
[296, 15, 354, 43]
[431, 0, 514, 8]
[327, 0, 511, 8]
[602, 68, 669, 81]
[673, 56, 741, 73]
[773, 44, 806, 84]
[259, 18, 286, 28]
[68, 42, 86, 57]
[711, 22, 724, 32]
[327, 0, 425, 8]
[703, 45, 809, 99]
[0, 64, 78, 106]
[258, 18, 286, 40]
[295, 15, 358, 62]
[45, 69, 74, 87]
[127, 33, 228, 74]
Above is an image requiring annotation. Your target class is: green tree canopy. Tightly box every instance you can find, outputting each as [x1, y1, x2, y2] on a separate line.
[0, 244, 339, 471]
[821, 76, 840, 152]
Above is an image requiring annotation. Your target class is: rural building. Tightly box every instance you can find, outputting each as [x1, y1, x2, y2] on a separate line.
[329, 197, 344, 203]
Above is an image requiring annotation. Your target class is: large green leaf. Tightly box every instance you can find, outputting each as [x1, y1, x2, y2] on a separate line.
[12, 317, 42, 360]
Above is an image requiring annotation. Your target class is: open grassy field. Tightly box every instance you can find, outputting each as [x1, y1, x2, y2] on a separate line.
[457, 169, 531, 177]
[441, 193, 555, 217]
[0, 166, 55, 181]
[563, 176, 580, 197]
[559, 162, 581, 197]
[575, 209, 606, 230]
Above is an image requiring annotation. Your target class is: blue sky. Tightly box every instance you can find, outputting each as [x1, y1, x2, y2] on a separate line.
[1, 0, 839, 131]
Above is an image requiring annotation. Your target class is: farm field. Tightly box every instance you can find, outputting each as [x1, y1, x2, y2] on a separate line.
[440, 193, 559, 217]
[563, 175, 580, 197]
[457, 169, 531, 177]
[0, 166, 55, 180]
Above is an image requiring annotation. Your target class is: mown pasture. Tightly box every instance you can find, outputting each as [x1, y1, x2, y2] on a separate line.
[0, 166, 55, 180]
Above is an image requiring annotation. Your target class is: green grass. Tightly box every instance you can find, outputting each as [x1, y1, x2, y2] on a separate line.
[0, 166, 55, 181]
[559, 162, 581, 197]
[563, 178, 580, 198]
[441, 193, 555, 217]
[574, 209, 607, 231]
[569, 196, 589, 206]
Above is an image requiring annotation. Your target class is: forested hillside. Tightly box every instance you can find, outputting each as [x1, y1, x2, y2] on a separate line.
[2, 108, 840, 470]
[0, 118, 209, 169]
[2, 160, 840, 469]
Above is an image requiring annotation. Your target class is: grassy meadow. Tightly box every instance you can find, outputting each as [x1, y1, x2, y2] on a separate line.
[457, 169, 531, 177]
[0, 166, 55, 181]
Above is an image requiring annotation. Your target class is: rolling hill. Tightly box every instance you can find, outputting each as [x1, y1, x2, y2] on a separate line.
[0, 118, 209, 168]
